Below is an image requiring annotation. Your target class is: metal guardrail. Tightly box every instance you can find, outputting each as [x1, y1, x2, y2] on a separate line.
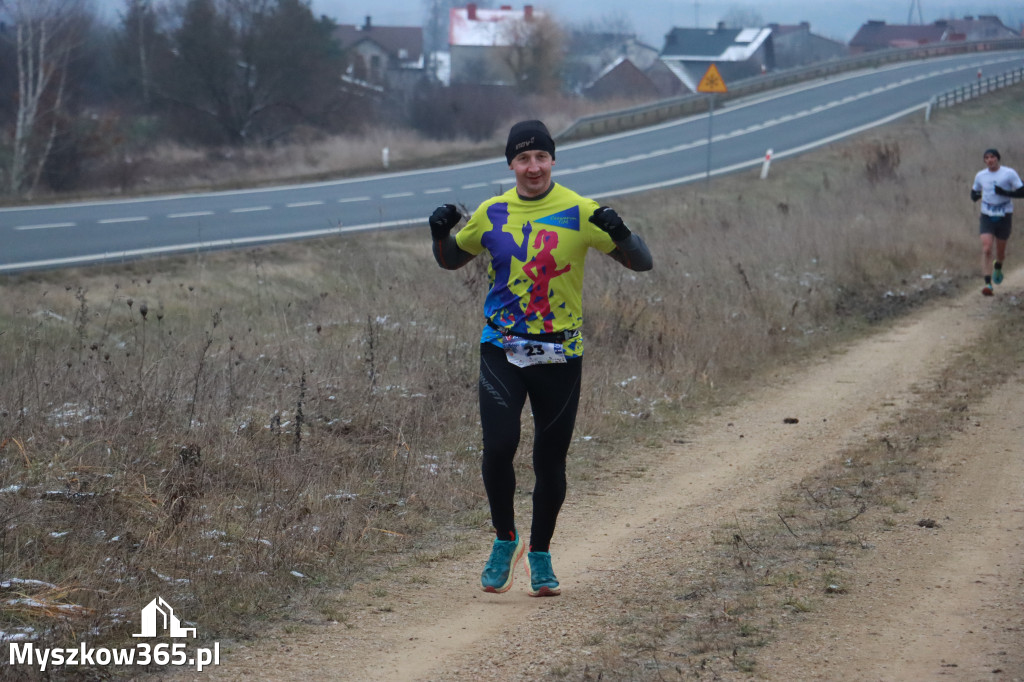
[929, 66, 1024, 110]
[556, 38, 1024, 142]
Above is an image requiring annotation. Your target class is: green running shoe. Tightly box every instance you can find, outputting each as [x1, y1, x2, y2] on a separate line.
[480, 532, 524, 593]
[526, 551, 561, 597]
[993, 268, 1004, 285]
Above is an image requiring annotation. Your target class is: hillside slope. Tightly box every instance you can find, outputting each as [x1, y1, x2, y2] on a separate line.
[164, 271, 1024, 681]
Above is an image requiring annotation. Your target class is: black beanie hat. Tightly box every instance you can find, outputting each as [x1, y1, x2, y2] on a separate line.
[505, 120, 556, 165]
[984, 148, 1001, 159]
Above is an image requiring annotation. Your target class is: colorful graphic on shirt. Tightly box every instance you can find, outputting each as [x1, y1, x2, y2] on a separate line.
[454, 184, 618, 357]
[523, 229, 571, 332]
[480, 202, 531, 324]
[533, 206, 580, 231]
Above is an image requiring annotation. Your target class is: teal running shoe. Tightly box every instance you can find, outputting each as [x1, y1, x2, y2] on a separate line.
[993, 267, 1004, 285]
[526, 551, 561, 597]
[480, 532, 524, 593]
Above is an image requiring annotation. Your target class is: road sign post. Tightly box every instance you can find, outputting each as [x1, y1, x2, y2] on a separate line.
[697, 64, 728, 183]
[705, 95, 714, 182]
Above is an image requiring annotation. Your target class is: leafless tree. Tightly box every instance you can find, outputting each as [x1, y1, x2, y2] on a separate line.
[718, 7, 765, 29]
[156, 0, 344, 145]
[0, 0, 89, 196]
[117, 0, 164, 106]
[501, 11, 564, 95]
[571, 12, 635, 39]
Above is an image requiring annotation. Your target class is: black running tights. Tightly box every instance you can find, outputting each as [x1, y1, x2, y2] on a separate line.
[478, 342, 582, 553]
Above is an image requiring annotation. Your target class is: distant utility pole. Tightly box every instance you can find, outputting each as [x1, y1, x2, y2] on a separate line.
[908, 0, 924, 24]
[136, 0, 150, 105]
[427, 0, 440, 78]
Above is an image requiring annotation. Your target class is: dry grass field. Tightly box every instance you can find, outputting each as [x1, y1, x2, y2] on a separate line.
[15, 96, 606, 202]
[1, 85, 1023, 680]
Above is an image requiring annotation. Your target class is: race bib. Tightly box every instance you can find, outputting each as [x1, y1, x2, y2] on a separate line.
[502, 336, 566, 368]
[983, 201, 1007, 218]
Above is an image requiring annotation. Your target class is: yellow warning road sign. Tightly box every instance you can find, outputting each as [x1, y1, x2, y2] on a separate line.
[697, 63, 727, 93]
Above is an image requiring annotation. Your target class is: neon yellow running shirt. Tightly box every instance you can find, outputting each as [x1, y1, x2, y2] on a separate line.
[455, 183, 616, 358]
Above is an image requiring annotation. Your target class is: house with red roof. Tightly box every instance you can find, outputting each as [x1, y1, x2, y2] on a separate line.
[582, 57, 663, 101]
[849, 15, 1018, 54]
[448, 3, 544, 86]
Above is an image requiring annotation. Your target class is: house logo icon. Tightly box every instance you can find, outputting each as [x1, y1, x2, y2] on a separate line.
[132, 597, 197, 638]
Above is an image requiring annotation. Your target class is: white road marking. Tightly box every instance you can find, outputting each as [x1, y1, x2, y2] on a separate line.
[338, 196, 370, 203]
[424, 187, 451, 194]
[461, 183, 488, 189]
[382, 192, 413, 198]
[231, 206, 271, 213]
[0, 218, 423, 273]
[587, 103, 927, 200]
[169, 211, 214, 218]
[15, 222, 75, 231]
[99, 216, 148, 224]
[287, 201, 324, 208]
[558, 77, 940, 179]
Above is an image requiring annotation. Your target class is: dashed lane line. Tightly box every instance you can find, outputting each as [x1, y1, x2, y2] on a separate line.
[15, 222, 76, 231]
[169, 211, 214, 218]
[99, 216, 148, 224]
[0, 217, 422, 273]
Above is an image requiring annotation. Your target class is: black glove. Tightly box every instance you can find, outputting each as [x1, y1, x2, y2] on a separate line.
[429, 204, 461, 239]
[993, 185, 1024, 198]
[589, 206, 631, 241]
[970, 189, 981, 202]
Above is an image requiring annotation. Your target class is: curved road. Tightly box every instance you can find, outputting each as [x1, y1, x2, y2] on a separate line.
[2, 51, 1022, 274]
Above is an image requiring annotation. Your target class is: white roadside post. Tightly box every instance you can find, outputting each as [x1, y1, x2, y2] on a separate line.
[760, 149, 773, 179]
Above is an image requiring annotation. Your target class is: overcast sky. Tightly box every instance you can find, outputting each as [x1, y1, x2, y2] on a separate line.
[93, 1, 1024, 44]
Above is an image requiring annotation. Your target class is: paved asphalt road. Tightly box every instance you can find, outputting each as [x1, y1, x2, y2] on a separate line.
[2, 50, 1022, 274]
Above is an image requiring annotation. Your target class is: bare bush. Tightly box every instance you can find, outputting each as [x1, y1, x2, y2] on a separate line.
[863, 140, 901, 184]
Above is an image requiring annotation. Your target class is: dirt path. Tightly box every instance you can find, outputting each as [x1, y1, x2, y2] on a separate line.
[173, 272, 1024, 682]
